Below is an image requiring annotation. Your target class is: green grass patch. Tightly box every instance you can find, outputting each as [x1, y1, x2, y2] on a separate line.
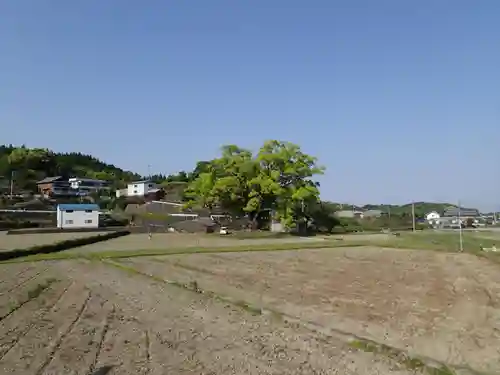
[349, 339, 465, 375]
[2, 277, 58, 321]
[2, 240, 367, 263]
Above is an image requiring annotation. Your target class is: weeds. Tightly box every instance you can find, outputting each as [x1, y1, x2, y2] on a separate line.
[2, 277, 58, 320]
[349, 339, 465, 375]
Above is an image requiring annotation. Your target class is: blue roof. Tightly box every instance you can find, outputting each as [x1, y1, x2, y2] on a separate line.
[57, 204, 100, 211]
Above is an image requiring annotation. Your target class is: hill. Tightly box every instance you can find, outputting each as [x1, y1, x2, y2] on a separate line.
[0, 145, 142, 192]
[0, 145, 194, 194]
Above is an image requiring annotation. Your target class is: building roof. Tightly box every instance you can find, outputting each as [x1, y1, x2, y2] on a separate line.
[57, 203, 100, 211]
[36, 176, 63, 184]
[68, 177, 107, 183]
[130, 180, 152, 184]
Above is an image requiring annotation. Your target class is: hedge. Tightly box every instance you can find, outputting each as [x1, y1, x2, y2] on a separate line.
[0, 230, 131, 262]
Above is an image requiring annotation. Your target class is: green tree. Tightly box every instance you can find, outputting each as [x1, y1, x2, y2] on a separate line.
[255, 140, 324, 229]
[184, 140, 324, 230]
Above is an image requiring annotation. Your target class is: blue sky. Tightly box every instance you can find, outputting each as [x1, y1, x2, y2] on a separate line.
[1, 1, 498, 210]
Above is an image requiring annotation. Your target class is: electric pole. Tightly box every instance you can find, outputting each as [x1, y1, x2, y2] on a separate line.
[9, 170, 14, 199]
[388, 205, 391, 231]
[412, 201, 416, 232]
[458, 201, 463, 252]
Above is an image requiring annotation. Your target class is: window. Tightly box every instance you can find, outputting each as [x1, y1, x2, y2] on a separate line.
[85, 219, 93, 224]
[133, 190, 138, 194]
[85, 210, 93, 213]
[133, 184, 138, 188]
[65, 210, 74, 213]
[148, 184, 153, 188]
[65, 220, 73, 224]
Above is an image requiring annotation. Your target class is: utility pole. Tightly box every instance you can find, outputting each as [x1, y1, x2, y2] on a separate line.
[411, 201, 416, 232]
[457, 201, 463, 252]
[388, 205, 391, 231]
[9, 170, 14, 199]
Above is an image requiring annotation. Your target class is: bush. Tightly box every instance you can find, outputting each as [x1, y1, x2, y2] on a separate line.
[0, 230, 130, 261]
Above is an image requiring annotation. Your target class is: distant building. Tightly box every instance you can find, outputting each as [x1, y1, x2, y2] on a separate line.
[334, 210, 364, 219]
[127, 180, 158, 196]
[425, 211, 440, 221]
[36, 176, 76, 197]
[56, 203, 99, 229]
[68, 177, 110, 196]
[442, 206, 479, 217]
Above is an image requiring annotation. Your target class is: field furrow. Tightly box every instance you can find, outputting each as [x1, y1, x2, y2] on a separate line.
[41, 294, 114, 375]
[0, 280, 71, 360]
[0, 283, 90, 374]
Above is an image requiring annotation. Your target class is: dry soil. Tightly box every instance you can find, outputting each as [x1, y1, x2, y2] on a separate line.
[1, 245, 499, 374]
[121, 246, 500, 374]
[0, 258, 414, 375]
[69, 232, 391, 253]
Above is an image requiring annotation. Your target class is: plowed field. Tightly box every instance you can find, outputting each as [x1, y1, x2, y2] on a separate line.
[1, 245, 499, 374]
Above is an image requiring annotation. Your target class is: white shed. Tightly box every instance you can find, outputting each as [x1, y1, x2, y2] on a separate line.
[56, 204, 100, 229]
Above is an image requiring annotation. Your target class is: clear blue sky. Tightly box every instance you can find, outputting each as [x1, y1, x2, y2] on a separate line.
[1, 1, 498, 210]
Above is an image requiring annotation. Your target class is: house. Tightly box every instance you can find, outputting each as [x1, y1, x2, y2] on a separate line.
[56, 203, 100, 229]
[116, 180, 165, 200]
[127, 180, 158, 196]
[425, 211, 440, 221]
[36, 176, 76, 197]
[68, 177, 110, 196]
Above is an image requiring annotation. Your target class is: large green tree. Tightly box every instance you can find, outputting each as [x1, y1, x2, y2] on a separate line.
[184, 140, 324, 229]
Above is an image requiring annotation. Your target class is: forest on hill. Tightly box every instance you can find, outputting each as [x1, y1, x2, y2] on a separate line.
[0, 145, 193, 193]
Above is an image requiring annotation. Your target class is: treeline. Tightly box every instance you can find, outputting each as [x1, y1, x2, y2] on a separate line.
[0, 145, 193, 192]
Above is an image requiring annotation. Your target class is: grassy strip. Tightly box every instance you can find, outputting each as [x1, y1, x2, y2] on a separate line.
[0, 230, 131, 262]
[1, 277, 58, 321]
[1, 240, 367, 263]
[349, 339, 490, 375]
[2, 231, 499, 264]
[374, 232, 500, 264]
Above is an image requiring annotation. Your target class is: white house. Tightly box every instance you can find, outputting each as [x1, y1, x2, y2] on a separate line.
[56, 203, 100, 229]
[126, 180, 158, 197]
[425, 211, 440, 221]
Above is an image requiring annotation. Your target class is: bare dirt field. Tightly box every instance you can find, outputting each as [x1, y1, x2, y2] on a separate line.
[120, 246, 500, 374]
[0, 259, 415, 375]
[0, 232, 108, 252]
[70, 232, 391, 253]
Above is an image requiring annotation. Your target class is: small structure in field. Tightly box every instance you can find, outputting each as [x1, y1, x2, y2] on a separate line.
[56, 203, 100, 229]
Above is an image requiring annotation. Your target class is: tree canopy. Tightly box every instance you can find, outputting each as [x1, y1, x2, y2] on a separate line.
[183, 140, 324, 229]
